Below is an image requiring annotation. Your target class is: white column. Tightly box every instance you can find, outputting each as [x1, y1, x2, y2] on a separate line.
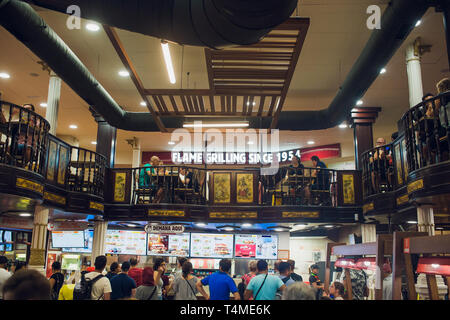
[91, 217, 108, 266]
[131, 137, 141, 168]
[361, 224, 377, 243]
[406, 40, 424, 108]
[28, 205, 50, 274]
[417, 206, 435, 236]
[45, 71, 62, 135]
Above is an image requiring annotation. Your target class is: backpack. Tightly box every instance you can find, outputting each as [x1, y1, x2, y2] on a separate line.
[73, 273, 104, 300]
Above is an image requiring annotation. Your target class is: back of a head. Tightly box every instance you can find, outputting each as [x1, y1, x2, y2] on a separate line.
[257, 260, 268, 272]
[129, 258, 138, 267]
[110, 262, 119, 272]
[310, 264, 319, 272]
[333, 281, 345, 297]
[287, 259, 295, 271]
[142, 267, 155, 286]
[121, 261, 131, 272]
[422, 93, 434, 102]
[3, 269, 51, 300]
[182, 261, 193, 278]
[177, 257, 187, 268]
[311, 155, 320, 162]
[14, 261, 27, 273]
[52, 261, 61, 271]
[153, 258, 165, 271]
[248, 260, 257, 272]
[278, 262, 291, 275]
[94, 255, 107, 271]
[0, 255, 8, 266]
[282, 282, 316, 301]
[219, 259, 232, 273]
[437, 78, 450, 94]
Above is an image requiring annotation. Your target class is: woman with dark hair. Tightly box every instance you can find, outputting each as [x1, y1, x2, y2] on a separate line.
[153, 258, 167, 300]
[135, 267, 158, 300]
[49, 261, 64, 300]
[171, 261, 198, 300]
[329, 281, 345, 300]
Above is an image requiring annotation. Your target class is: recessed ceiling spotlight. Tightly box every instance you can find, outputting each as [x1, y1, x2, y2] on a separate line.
[168, 141, 175, 145]
[247, 141, 254, 145]
[407, 221, 417, 224]
[307, 141, 315, 145]
[324, 225, 334, 228]
[274, 228, 284, 232]
[140, 101, 147, 107]
[118, 70, 130, 77]
[356, 100, 363, 106]
[86, 23, 100, 32]
[415, 20, 421, 27]
[223, 227, 234, 231]
[91, 141, 97, 145]
[40, 102, 47, 107]
[380, 68, 387, 74]
[436, 227, 443, 230]
[19, 213, 32, 217]
[0, 72, 10, 79]
[196, 222, 206, 227]
[338, 123, 347, 129]
[69, 124, 78, 129]
[242, 223, 252, 228]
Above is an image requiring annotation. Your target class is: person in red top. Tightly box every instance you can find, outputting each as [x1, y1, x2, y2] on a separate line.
[127, 258, 143, 287]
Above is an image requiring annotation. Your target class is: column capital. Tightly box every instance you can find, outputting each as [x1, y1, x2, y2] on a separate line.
[349, 106, 382, 128]
[89, 107, 105, 123]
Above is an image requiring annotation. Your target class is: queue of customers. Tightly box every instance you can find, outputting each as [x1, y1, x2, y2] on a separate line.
[0, 254, 378, 301]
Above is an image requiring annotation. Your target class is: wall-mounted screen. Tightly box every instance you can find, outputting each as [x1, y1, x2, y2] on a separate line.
[51, 231, 85, 248]
[147, 233, 190, 257]
[0, 230, 13, 252]
[62, 230, 93, 253]
[190, 233, 234, 258]
[256, 235, 278, 260]
[61, 254, 81, 270]
[104, 230, 147, 255]
[234, 234, 257, 258]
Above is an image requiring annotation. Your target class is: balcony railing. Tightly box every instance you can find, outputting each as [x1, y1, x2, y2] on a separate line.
[402, 91, 450, 172]
[108, 165, 360, 208]
[0, 101, 50, 174]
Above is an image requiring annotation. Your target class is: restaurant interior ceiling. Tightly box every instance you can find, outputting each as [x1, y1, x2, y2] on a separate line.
[0, 0, 449, 165]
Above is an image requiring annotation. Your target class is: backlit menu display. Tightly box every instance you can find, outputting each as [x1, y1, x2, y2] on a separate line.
[51, 231, 85, 248]
[147, 233, 190, 257]
[62, 230, 93, 253]
[190, 233, 234, 258]
[256, 235, 278, 259]
[105, 230, 147, 255]
[234, 234, 257, 258]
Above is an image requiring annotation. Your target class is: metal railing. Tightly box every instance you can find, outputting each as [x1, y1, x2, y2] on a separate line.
[0, 101, 50, 174]
[361, 143, 395, 197]
[120, 165, 338, 206]
[402, 91, 450, 172]
[68, 147, 107, 197]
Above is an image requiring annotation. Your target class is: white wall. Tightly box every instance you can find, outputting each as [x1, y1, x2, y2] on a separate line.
[289, 237, 334, 281]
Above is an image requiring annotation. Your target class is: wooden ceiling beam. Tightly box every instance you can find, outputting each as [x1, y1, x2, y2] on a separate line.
[198, 95, 205, 113]
[257, 96, 266, 117]
[180, 95, 189, 113]
[102, 25, 167, 132]
[168, 95, 179, 115]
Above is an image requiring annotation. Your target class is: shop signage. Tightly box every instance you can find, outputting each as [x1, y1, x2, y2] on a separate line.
[16, 177, 44, 194]
[50, 221, 89, 231]
[396, 194, 409, 206]
[144, 223, 185, 234]
[282, 211, 319, 218]
[209, 212, 258, 219]
[147, 209, 185, 217]
[47, 223, 55, 231]
[0, 217, 34, 230]
[407, 179, 424, 194]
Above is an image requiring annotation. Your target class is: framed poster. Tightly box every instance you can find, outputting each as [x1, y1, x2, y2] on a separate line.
[236, 173, 253, 203]
[401, 138, 408, 178]
[394, 143, 403, 186]
[213, 173, 231, 204]
[114, 172, 127, 202]
[57, 145, 70, 185]
[46, 140, 58, 182]
[342, 174, 355, 204]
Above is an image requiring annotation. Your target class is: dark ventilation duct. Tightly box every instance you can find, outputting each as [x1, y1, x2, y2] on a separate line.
[24, 0, 298, 49]
[0, 0, 431, 131]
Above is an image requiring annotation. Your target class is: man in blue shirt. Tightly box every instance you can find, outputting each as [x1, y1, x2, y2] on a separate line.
[110, 261, 137, 300]
[245, 260, 286, 300]
[196, 259, 240, 300]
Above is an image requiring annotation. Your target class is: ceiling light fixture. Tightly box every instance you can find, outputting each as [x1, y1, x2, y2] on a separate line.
[0, 72, 10, 79]
[69, 124, 78, 129]
[168, 141, 175, 145]
[356, 100, 363, 106]
[307, 141, 315, 145]
[40, 102, 47, 107]
[183, 122, 249, 128]
[196, 222, 206, 227]
[242, 223, 252, 228]
[274, 228, 284, 232]
[19, 213, 32, 217]
[380, 68, 387, 74]
[324, 225, 334, 228]
[415, 20, 422, 27]
[118, 70, 130, 77]
[247, 141, 254, 145]
[161, 40, 176, 84]
[91, 141, 97, 145]
[140, 101, 147, 107]
[338, 123, 347, 129]
[86, 23, 100, 32]
[223, 227, 234, 231]
[407, 221, 417, 224]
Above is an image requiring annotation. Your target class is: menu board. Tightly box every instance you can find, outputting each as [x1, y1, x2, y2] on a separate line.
[190, 258, 221, 270]
[0, 230, 13, 252]
[256, 235, 278, 259]
[147, 233, 190, 257]
[105, 230, 147, 255]
[61, 254, 81, 270]
[234, 234, 257, 258]
[52, 231, 85, 248]
[62, 230, 93, 253]
[190, 233, 234, 258]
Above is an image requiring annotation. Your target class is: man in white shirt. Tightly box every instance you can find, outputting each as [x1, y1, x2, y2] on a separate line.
[85, 255, 112, 300]
[382, 262, 393, 300]
[0, 256, 11, 300]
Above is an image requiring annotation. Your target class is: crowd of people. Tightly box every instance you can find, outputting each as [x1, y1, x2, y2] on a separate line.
[0, 254, 395, 301]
